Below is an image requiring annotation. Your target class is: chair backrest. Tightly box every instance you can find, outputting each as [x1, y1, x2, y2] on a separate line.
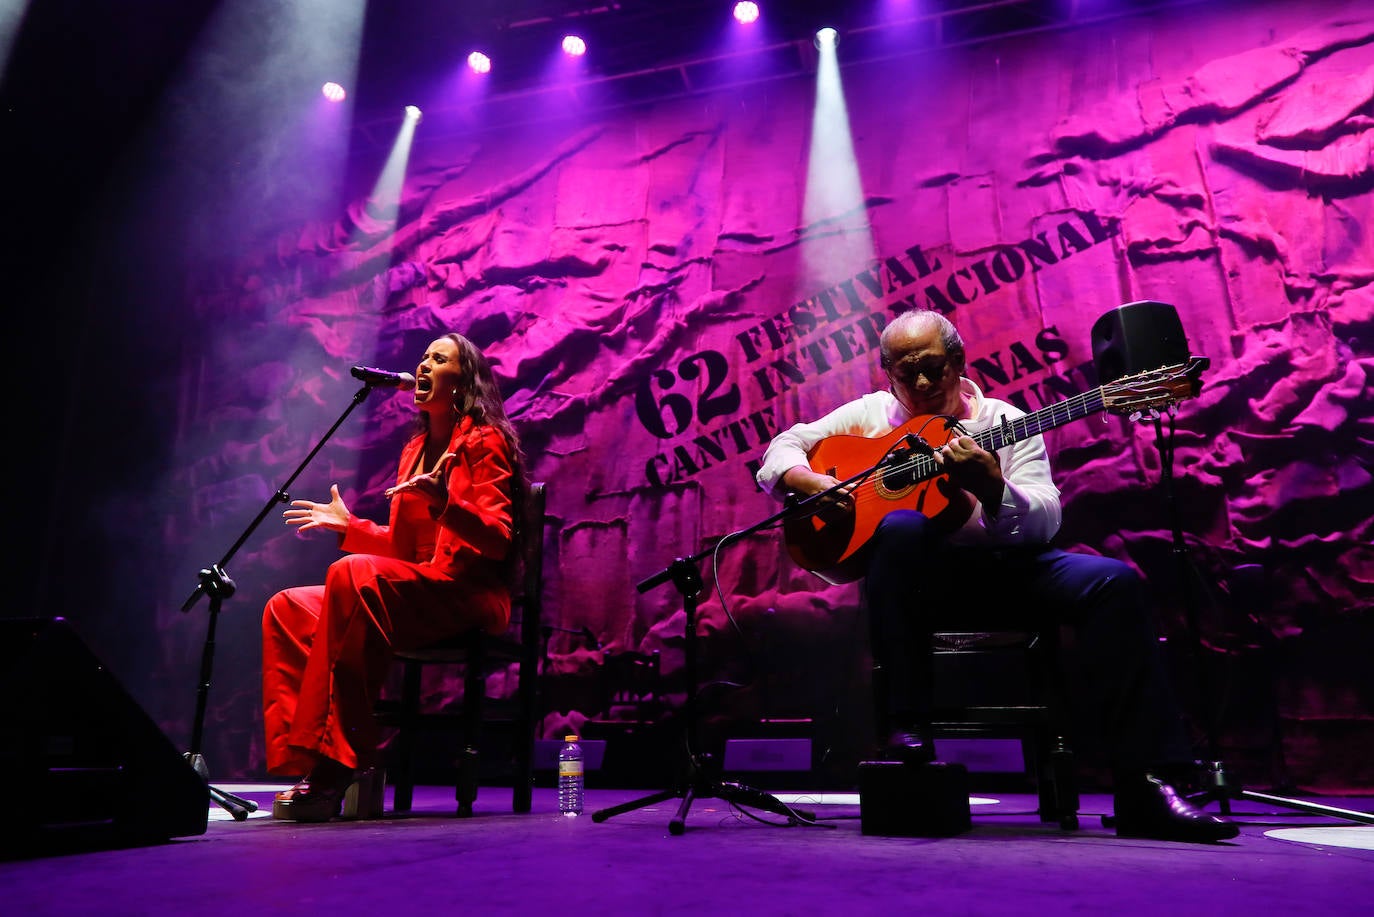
[599, 650, 663, 723]
[514, 482, 547, 648]
[932, 631, 1040, 652]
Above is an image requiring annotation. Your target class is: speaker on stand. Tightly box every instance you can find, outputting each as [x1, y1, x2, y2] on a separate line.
[1089, 301, 1372, 827]
[0, 617, 210, 859]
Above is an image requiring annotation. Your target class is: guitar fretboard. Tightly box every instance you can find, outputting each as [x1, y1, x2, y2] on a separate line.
[892, 386, 1108, 484]
[980, 387, 1107, 452]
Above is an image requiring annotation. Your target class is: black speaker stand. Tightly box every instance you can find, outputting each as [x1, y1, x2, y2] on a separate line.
[179, 381, 382, 820]
[591, 557, 819, 834]
[1151, 412, 1372, 827]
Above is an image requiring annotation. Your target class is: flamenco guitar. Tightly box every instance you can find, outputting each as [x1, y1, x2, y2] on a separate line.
[782, 357, 1209, 585]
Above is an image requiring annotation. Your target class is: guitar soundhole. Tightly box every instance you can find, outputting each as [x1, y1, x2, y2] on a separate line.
[875, 463, 918, 500]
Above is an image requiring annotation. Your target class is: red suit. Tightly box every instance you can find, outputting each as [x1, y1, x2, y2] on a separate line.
[262, 416, 515, 775]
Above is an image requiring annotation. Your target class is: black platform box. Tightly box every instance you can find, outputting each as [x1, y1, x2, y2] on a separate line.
[858, 760, 972, 837]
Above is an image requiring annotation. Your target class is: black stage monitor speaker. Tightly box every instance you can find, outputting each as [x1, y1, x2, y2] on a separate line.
[858, 760, 971, 837]
[0, 618, 209, 859]
[1091, 300, 1190, 383]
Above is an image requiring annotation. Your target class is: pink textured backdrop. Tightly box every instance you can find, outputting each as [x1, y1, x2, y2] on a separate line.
[168, 2, 1372, 789]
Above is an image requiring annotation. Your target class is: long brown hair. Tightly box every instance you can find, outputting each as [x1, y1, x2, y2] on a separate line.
[418, 332, 529, 579]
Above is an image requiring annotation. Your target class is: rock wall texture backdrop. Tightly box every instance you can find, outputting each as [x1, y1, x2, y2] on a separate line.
[71, 1, 1370, 790]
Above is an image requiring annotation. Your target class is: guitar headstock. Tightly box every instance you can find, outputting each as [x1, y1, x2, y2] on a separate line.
[1101, 356, 1210, 415]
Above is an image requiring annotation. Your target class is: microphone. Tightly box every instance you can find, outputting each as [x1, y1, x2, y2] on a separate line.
[897, 433, 935, 457]
[350, 365, 416, 390]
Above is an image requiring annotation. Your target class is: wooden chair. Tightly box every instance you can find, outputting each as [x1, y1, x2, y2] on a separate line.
[927, 628, 1079, 830]
[598, 650, 664, 724]
[376, 481, 546, 817]
[872, 626, 1079, 830]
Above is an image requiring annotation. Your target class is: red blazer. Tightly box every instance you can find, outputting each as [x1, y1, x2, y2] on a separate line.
[338, 415, 515, 628]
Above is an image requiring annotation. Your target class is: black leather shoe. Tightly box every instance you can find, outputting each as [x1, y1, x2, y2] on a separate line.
[884, 727, 936, 764]
[1114, 774, 1239, 843]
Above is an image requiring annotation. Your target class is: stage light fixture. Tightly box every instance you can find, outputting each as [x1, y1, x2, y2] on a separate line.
[815, 27, 838, 49]
[733, 1, 760, 24]
[321, 82, 346, 102]
[468, 50, 492, 74]
[405, 105, 423, 122]
[562, 34, 587, 56]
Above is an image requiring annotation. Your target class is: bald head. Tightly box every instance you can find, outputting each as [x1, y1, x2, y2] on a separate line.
[880, 310, 965, 371]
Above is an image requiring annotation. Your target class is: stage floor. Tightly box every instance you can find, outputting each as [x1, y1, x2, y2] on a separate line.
[5, 783, 1372, 915]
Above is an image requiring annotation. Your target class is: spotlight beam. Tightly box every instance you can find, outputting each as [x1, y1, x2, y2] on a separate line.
[800, 24, 874, 291]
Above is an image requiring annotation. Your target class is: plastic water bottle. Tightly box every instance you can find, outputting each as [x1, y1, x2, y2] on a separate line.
[558, 734, 585, 816]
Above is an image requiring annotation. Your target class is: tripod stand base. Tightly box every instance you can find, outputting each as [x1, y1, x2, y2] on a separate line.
[209, 786, 257, 821]
[1188, 761, 1374, 825]
[591, 762, 816, 834]
[187, 753, 259, 821]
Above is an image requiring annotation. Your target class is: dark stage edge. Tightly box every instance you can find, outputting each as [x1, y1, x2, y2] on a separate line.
[4, 783, 1371, 915]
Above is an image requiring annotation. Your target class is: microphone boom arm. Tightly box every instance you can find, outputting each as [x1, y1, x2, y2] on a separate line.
[182, 382, 377, 612]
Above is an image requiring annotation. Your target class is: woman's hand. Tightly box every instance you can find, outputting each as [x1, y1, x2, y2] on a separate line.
[384, 452, 453, 509]
[284, 484, 350, 535]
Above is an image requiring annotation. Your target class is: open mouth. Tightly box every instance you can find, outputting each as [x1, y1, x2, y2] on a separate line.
[416, 376, 433, 393]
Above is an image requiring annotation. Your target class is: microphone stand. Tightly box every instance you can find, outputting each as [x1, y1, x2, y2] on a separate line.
[591, 457, 894, 834]
[179, 380, 388, 819]
[1150, 412, 1372, 826]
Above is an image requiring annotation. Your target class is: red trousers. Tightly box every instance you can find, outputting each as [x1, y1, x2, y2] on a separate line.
[261, 553, 503, 776]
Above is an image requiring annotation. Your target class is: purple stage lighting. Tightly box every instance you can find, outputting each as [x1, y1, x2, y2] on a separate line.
[562, 35, 587, 57]
[734, 2, 760, 24]
[468, 51, 492, 74]
[321, 82, 346, 102]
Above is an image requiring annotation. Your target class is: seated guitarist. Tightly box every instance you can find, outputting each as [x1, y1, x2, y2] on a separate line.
[755, 309, 1236, 843]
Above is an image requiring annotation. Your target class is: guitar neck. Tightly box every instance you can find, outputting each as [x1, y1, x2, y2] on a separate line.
[899, 387, 1108, 483]
[975, 386, 1107, 453]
